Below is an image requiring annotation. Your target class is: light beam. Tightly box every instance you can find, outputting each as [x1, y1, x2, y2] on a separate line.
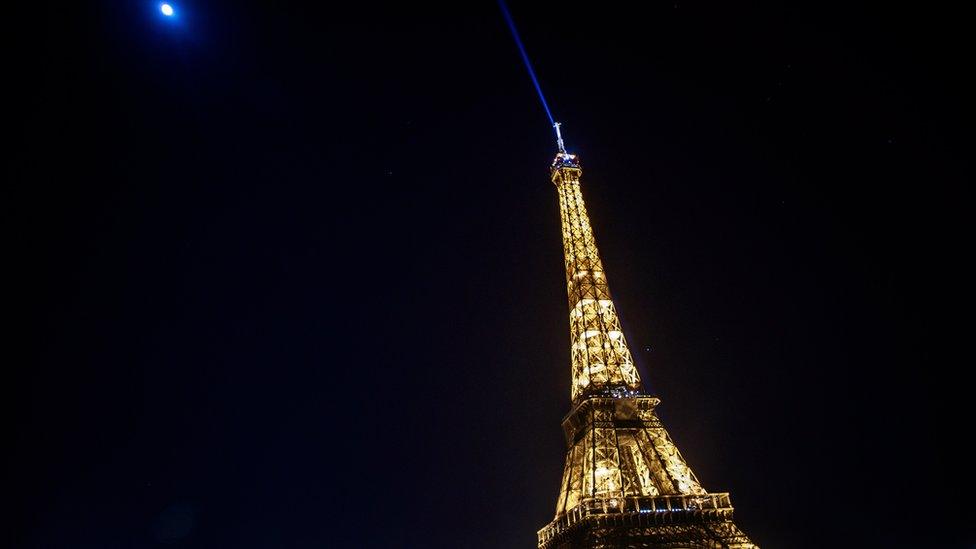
[497, 0, 556, 128]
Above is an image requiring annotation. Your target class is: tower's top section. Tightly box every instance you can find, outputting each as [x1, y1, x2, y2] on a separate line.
[551, 151, 580, 172]
[551, 122, 581, 172]
[551, 141, 643, 402]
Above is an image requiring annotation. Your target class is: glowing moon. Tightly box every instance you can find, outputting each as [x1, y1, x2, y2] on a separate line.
[160, 3, 174, 16]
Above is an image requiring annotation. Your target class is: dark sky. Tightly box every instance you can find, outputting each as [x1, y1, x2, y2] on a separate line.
[12, 1, 974, 547]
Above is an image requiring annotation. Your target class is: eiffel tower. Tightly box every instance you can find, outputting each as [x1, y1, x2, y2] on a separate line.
[537, 124, 758, 549]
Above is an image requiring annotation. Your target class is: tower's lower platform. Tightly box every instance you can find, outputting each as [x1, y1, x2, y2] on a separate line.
[538, 494, 756, 548]
[539, 395, 757, 548]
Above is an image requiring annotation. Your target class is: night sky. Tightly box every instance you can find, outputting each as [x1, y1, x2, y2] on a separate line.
[12, 1, 974, 547]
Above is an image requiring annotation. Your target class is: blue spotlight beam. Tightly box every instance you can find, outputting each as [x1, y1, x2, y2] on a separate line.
[498, 0, 556, 129]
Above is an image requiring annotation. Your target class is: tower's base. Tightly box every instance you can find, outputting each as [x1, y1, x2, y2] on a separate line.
[539, 495, 757, 549]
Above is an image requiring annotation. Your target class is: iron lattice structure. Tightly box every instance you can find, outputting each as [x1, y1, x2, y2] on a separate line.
[539, 151, 757, 548]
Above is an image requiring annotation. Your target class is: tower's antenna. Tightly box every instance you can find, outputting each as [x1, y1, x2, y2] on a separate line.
[554, 122, 566, 153]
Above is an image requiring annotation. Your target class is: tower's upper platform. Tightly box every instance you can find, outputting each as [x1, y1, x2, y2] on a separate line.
[551, 152, 580, 171]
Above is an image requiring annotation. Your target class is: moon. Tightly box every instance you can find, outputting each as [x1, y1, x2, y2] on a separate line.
[160, 3, 174, 16]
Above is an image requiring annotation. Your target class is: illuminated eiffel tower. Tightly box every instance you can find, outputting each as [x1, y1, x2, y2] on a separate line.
[537, 124, 758, 549]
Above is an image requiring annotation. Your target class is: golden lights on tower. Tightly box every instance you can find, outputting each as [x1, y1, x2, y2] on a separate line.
[552, 152, 642, 402]
[538, 125, 757, 548]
